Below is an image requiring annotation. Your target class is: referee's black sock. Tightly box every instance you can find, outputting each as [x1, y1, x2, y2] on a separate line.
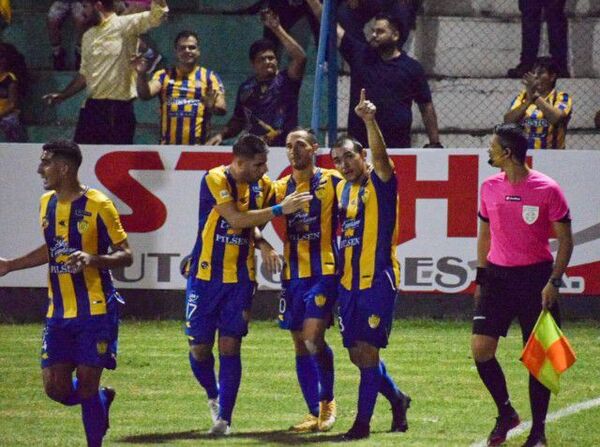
[476, 357, 514, 416]
[529, 374, 550, 435]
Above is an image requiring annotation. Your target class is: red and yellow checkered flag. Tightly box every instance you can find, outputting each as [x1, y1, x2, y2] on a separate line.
[520, 310, 576, 394]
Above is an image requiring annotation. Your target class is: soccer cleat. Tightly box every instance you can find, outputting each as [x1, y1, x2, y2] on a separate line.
[289, 414, 319, 433]
[318, 399, 337, 432]
[391, 393, 411, 432]
[102, 387, 116, 435]
[208, 418, 230, 436]
[487, 412, 521, 446]
[521, 432, 547, 447]
[207, 398, 219, 424]
[342, 420, 370, 441]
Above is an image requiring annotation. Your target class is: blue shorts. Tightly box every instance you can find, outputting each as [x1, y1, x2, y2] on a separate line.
[279, 276, 338, 331]
[185, 277, 255, 345]
[338, 272, 398, 349]
[41, 298, 120, 370]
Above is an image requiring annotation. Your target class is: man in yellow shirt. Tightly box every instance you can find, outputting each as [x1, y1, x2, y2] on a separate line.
[43, 0, 168, 145]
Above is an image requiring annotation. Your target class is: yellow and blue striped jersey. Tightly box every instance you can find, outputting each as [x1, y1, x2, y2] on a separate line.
[40, 188, 127, 319]
[268, 168, 341, 280]
[336, 170, 401, 290]
[510, 89, 572, 149]
[189, 165, 271, 283]
[152, 65, 224, 145]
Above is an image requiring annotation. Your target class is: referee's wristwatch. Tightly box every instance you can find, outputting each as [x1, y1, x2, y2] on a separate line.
[549, 277, 562, 288]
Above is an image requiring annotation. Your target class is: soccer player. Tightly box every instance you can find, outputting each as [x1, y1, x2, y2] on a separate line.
[473, 123, 573, 447]
[0, 140, 133, 447]
[184, 134, 312, 436]
[134, 30, 227, 145]
[267, 128, 340, 432]
[330, 89, 411, 440]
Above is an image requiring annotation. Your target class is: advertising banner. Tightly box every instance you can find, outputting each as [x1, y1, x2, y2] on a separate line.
[1, 144, 598, 295]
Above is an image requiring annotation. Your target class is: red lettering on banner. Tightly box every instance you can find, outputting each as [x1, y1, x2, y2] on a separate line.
[95, 152, 167, 233]
[394, 155, 479, 244]
[175, 152, 233, 170]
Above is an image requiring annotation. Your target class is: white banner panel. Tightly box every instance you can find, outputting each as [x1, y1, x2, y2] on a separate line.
[1, 144, 599, 294]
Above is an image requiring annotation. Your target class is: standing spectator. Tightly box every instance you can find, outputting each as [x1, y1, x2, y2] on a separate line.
[0, 42, 27, 142]
[337, 0, 419, 49]
[307, 0, 441, 149]
[43, 0, 168, 145]
[0, 140, 133, 447]
[504, 57, 572, 149]
[135, 30, 226, 145]
[507, 0, 569, 78]
[207, 9, 306, 148]
[472, 123, 573, 447]
[47, 1, 89, 70]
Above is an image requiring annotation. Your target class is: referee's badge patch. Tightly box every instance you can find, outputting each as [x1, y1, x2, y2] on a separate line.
[522, 205, 539, 224]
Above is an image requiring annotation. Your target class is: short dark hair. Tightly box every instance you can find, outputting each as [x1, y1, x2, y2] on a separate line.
[332, 134, 363, 154]
[249, 38, 277, 61]
[42, 140, 83, 168]
[493, 123, 527, 164]
[373, 13, 404, 38]
[174, 30, 199, 48]
[232, 134, 269, 159]
[288, 127, 318, 146]
[533, 56, 560, 76]
[82, 0, 115, 10]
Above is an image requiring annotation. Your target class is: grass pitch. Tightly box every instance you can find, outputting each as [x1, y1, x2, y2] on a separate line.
[1, 319, 599, 446]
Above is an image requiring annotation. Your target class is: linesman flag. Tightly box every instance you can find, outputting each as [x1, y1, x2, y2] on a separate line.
[520, 310, 576, 394]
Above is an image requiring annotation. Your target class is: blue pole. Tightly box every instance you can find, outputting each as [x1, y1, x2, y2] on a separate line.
[311, 0, 332, 142]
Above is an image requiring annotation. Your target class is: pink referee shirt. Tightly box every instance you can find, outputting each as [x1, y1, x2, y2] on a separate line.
[479, 169, 570, 267]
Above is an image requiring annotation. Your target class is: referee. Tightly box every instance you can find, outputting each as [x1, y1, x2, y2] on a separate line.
[472, 124, 573, 447]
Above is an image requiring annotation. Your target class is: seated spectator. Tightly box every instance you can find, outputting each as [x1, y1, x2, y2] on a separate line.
[47, 1, 90, 70]
[307, 0, 442, 148]
[207, 9, 306, 147]
[0, 42, 27, 142]
[504, 57, 572, 149]
[135, 30, 226, 145]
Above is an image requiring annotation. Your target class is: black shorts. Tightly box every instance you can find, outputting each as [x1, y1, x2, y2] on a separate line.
[472, 261, 560, 341]
[74, 98, 136, 145]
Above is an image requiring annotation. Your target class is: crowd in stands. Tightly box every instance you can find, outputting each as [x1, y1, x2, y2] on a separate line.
[0, 0, 594, 147]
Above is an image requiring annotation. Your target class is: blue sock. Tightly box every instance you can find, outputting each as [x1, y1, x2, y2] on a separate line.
[61, 377, 81, 406]
[189, 352, 219, 399]
[296, 355, 320, 416]
[313, 345, 335, 402]
[379, 361, 402, 404]
[357, 366, 382, 425]
[81, 390, 107, 447]
[218, 354, 242, 424]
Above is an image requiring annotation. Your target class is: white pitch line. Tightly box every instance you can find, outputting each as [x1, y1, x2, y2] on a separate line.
[470, 397, 600, 447]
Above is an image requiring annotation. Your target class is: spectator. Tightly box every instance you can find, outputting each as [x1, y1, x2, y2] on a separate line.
[47, 1, 90, 70]
[507, 0, 569, 78]
[338, 0, 419, 49]
[504, 57, 572, 150]
[263, 0, 320, 48]
[135, 30, 226, 145]
[207, 8, 306, 147]
[307, 0, 441, 148]
[43, 0, 168, 145]
[0, 42, 27, 142]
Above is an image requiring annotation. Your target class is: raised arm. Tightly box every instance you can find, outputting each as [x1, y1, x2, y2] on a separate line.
[261, 8, 306, 80]
[355, 88, 393, 181]
[0, 245, 48, 276]
[215, 190, 312, 229]
[132, 54, 162, 100]
[305, 0, 345, 45]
